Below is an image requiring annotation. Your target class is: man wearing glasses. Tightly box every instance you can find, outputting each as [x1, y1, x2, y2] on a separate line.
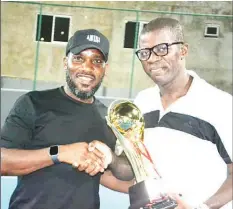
[134, 18, 232, 209]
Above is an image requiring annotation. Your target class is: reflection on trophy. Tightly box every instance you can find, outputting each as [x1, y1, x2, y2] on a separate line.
[106, 100, 177, 209]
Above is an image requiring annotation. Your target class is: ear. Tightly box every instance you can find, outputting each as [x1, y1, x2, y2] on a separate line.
[63, 57, 68, 70]
[104, 63, 109, 75]
[105, 63, 109, 70]
[180, 43, 188, 58]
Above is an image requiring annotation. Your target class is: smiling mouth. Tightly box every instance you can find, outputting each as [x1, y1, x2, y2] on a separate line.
[76, 74, 95, 84]
[76, 73, 94, 78]
[150, 67, 163, 72]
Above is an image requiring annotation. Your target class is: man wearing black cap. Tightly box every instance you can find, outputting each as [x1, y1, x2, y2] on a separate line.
[1, 29, 133, 209]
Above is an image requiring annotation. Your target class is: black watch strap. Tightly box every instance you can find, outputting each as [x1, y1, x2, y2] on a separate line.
[49, 145, 60, 164]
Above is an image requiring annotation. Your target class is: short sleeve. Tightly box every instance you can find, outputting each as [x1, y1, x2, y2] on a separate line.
[133, 92, 142, 107]
[214, 94, 232, 163]
[1, 94, 35, 149]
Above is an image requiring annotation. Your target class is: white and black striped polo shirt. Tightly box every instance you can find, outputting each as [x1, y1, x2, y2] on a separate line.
[134, 70, 232, 208]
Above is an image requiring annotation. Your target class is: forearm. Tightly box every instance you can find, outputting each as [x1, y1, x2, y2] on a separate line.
[100, 170, 134, 194]
[204, 174, 232, 209]
[1, 147, 53, 176]
[109, 153, 134, 181]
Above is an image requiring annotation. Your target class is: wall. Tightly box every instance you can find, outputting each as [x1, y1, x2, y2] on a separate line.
[1, 1, 232, 96]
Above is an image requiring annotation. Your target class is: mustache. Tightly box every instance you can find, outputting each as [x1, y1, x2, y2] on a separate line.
[65, 68, 96, 80]
[76, 73, 95, 78]
[65, 69, 104, 100]
[75, 71, 96, 79]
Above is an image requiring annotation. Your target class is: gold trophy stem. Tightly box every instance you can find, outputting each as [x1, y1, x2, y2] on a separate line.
[107, 120, 149, 182]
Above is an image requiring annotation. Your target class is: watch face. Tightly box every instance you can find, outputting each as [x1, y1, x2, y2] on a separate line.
[50, 146, 58, 155]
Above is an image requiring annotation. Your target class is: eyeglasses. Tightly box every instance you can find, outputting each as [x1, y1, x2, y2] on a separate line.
[135, 42, 184, 61]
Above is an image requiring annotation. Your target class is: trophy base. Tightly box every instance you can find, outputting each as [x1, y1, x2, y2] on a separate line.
[128, 179, 177, 209]
[141, 198, 177, 209]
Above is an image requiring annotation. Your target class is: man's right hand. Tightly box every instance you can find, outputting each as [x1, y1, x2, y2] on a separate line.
[1, 143, 106, 176]
[58, 142, 105, 175]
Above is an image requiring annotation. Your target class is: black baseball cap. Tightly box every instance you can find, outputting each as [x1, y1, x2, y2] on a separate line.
[66, 29, 109, 62]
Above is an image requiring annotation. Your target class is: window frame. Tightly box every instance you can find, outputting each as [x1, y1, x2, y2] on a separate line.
[35, 14, 72, 45]
[204, 23, 220, 38]
[123, 20, 148, 49]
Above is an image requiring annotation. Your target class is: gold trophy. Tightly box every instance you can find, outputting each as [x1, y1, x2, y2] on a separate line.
[106, 100, 177, 209]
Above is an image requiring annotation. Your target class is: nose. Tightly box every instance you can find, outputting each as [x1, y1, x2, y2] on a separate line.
[147, 52, 161, 63]
[82, 59, 94, 71]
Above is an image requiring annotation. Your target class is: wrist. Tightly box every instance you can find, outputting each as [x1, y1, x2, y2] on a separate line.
[109, 151, 116, 166]
[49, 145, 60, 164]
[57, 145, 67, 163]
[102, 150, 113, 169]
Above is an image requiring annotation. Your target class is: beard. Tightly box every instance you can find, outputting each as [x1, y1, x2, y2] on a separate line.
[65, 69, 104, 100]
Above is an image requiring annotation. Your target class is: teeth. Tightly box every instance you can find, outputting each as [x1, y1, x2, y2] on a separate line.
[79, 76, 92, 81]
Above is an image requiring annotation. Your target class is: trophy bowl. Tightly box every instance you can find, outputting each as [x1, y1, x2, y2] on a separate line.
[106, 100, 177, 209]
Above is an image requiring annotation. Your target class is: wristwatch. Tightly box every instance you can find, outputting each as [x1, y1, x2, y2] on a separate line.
[49, 145, 60, 164]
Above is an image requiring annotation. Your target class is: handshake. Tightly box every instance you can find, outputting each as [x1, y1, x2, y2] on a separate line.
[57, 140, 114, 176]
